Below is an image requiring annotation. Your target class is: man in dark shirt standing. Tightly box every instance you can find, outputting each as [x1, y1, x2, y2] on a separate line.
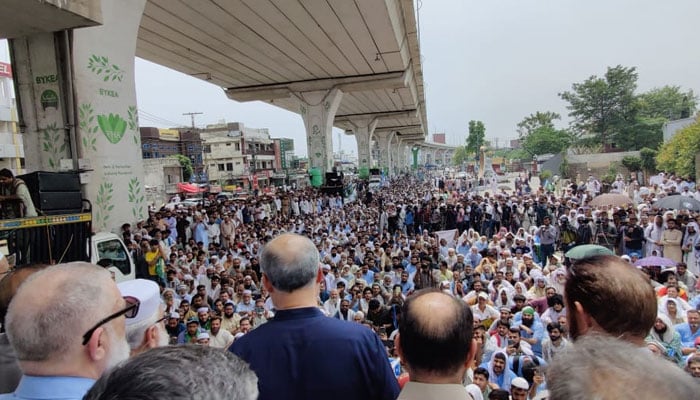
[230, 233, 399, 400]
[620, 214, 645, 257]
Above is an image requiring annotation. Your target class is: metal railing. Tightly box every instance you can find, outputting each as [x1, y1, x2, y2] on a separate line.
[0, 213, 92, 266]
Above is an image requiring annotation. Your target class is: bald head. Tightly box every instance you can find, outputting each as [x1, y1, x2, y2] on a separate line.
[6, 262, 119, 362]
[398, 289, 473, 378]
[260, 233, 319, 293]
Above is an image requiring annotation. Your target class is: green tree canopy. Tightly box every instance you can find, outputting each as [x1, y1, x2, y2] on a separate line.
[516, 111, 561, 138]
[637, 86, 697, 120]
[522, 126, 574, 156]
[452, 146, 469, 165]
[621, 155, 642, 172]
[171, 154, 194, 181]
[615, 86, 698, 150]
[559, 65, 638, 147]
[466, 120, 485, 156]
[640, 147, 658, 174]
[656, 117, 700, 178]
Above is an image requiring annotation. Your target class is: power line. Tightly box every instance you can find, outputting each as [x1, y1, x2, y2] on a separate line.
[137, 109, 186, 128]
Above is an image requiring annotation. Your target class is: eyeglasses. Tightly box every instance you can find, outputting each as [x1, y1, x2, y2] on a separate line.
[82, 296, 140, 345]
[154, 313, 168, 326]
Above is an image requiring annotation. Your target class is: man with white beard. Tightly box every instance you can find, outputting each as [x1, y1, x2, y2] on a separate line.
[118, 279, 170, 356]
[644, 214, 665, 257]
[0, 262, 131, 400]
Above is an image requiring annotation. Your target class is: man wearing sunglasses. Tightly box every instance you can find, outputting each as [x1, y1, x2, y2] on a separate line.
[0, 262, 130, 400]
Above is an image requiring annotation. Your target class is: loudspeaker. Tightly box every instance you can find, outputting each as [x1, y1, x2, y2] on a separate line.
[18, 171, 83, 215]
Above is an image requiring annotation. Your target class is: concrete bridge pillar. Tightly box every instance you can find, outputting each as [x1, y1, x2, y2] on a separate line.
[346, 117, 377, 171]
[297, 88, 343, 175]
[72, 0, 147, 230]
[373, 131, 394, 173]
[411, 145, 419, 170]
[11, 0, 147, 231]
[391, 138, 403, 175]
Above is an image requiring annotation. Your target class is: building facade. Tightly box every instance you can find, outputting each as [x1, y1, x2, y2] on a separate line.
[200, 122, 276, 191]
[140, 127, 204, 181]
[0, 62, 24, 174]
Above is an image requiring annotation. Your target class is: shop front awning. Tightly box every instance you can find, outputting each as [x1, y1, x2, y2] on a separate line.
[177, 182, 204, 193]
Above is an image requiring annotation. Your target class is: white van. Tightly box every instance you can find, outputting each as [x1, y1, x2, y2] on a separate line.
[90, 232, 135, 282]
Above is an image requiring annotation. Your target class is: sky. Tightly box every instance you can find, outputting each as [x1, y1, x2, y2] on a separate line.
[3, 0, 700, 157]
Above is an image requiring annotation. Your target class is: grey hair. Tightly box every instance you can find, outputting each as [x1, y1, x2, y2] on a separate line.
[125, 305, 162, 350]
[547, 334, 699, 400]
[260, 233, 319, 292]
[84, 345, 259, 400]
[6, 262, 112, 361]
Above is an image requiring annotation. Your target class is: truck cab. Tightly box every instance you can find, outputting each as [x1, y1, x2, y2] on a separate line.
[90, 232, 135, 282]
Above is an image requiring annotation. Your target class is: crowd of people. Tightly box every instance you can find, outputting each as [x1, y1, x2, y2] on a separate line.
[1, 169, 700, 399]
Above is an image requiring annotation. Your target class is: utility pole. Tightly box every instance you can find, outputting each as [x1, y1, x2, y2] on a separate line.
[182, 112, 203, 129]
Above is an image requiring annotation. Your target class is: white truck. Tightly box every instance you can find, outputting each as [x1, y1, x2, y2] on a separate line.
[91, 231, 135, 282]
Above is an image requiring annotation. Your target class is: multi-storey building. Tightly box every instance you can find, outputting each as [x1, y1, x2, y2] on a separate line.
[200, 122, 275, 191]
[0, 62, 24, 174]
[140, 127, 203, 180]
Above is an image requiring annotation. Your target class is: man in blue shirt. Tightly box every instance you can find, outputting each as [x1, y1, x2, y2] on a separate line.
[512, 307, 544, 358]
[676, 309, 700, 357]
[399, 271, 415, 295]
[230, 233, 399, 400]
[1, 262, 131, 400]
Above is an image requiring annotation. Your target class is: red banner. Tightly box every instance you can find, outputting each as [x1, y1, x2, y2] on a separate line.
[0, 62, 11, 78]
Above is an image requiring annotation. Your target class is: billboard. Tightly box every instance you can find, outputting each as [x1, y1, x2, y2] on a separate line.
[158, 128, 180, 141]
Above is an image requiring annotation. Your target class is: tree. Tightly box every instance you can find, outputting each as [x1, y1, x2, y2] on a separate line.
[516, 111, 561, 138]
[613, 115, 665, 151]
[656, 117, 700, 178]
[452, 146, 469, 165]
[171, 154, 194, 182]
[615, 86, 699, 150]
[559, 65, 638, 148]
[621, 156, 642, 172]
[637, 86, 697, 121]
[466, 120, 485, 156]
[639, 147, 657, 175]
[522, 126, 574, 156]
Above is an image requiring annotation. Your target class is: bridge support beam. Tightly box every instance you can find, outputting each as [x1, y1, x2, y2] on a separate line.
[373, 130, 395, 173]
[345, 117, 377, 172]
[11, 0, 147, 231]
[297, 88, 343, 178]
[72, 0, 147, 230]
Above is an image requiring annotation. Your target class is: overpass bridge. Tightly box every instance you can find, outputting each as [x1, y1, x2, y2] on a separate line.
[0, 0, 444, 230]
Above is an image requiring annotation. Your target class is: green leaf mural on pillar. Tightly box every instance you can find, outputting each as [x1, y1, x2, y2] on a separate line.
[127, 176, 145, 221]
[127, 106, 140, 146]
[88, 55, 124, 82]
[98, 113, 127, 144]
[41, 122, 67, 170]
[94, 181, 114, 229]
[78, 103, 99, 152]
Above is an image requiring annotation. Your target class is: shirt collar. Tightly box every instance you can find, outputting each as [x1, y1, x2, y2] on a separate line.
[14, 375, 96, 399]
